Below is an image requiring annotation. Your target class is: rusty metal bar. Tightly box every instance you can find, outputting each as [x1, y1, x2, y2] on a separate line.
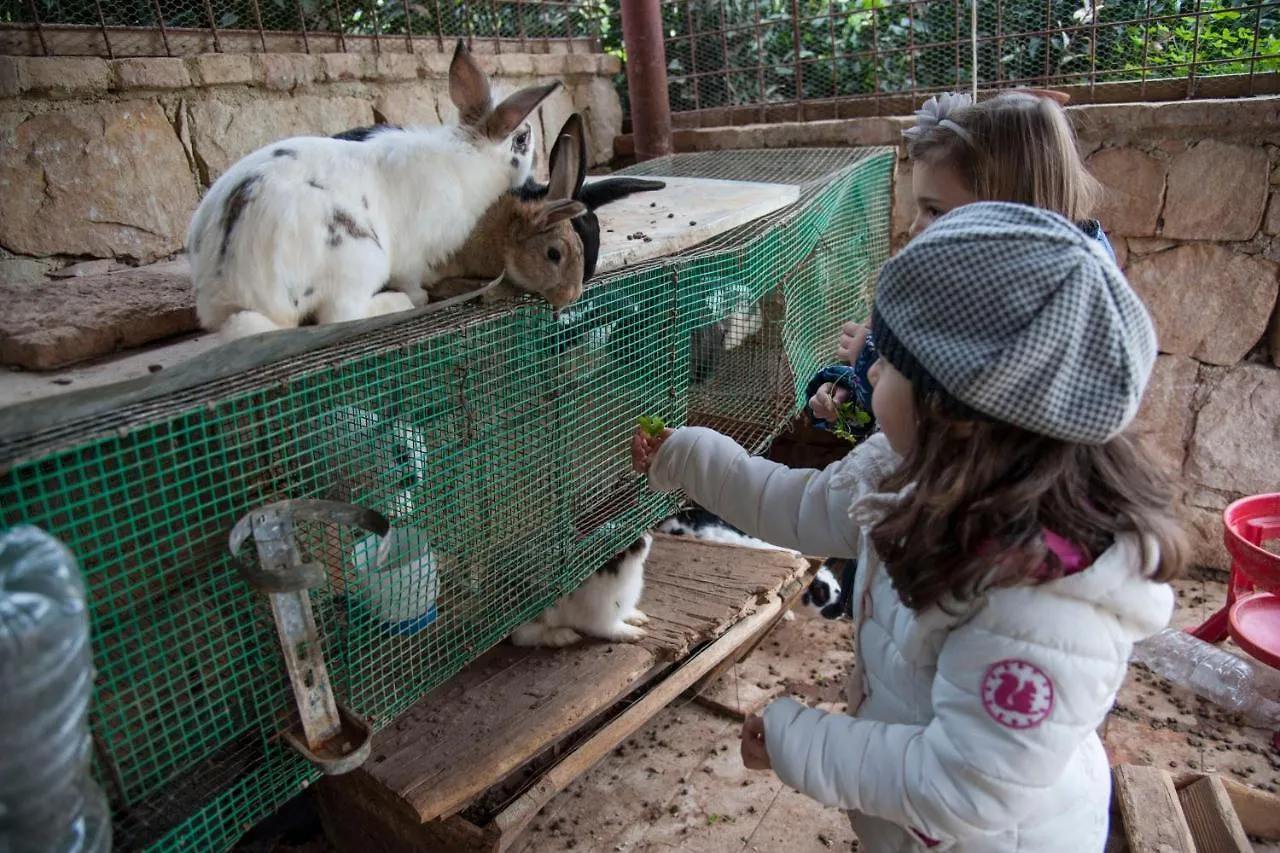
[1249, 0, 1263, 94]
[995, 0, 1003, 84]
[486, 0, 501, 53]
[147, 0, 171, 55]
[331, 0, 346, 52]
[432, 0, 444, 50]
[21, 0, 49, 55]
[620, 0, 673, 161]
[247, 0, 267, 53]
[90, 0, 113, 58]
[1187, 0, 1204, 97]
[464, 0, 474, 49]
[827, 0, 838, 113]
[200, 0, 222, 52]
[517, 0, 527, 51]
[684, 0, 701, 116]
[402, 0, 414, 51]
[789, 0, 803, 119]
[753, 0, 765, 123]
[370, 0, 382, 54]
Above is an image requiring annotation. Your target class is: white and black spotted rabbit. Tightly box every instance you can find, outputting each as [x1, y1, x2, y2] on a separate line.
[511, 533, 653, 647]
[186, 40, 560, 340]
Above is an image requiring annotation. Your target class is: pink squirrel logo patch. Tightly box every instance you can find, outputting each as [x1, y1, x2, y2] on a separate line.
[981, 659, 1054, 729]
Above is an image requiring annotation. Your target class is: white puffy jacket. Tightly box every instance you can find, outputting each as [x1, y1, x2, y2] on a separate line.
[649, 428, 1175, 853]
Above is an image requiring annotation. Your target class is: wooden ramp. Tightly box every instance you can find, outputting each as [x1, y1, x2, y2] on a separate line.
[317, 533, 810, 853]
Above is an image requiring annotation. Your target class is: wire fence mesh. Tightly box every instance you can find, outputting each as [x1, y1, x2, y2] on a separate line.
[0, 146, 894, 853]
[1, 0, 614, 57]
[630, 0, 1280, 127]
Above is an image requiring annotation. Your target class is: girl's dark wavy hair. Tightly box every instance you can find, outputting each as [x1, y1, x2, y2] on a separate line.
[868, 388, 1189, 613]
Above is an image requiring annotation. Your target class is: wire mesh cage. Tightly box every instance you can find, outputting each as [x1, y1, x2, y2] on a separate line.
[642, 0, 1280, 127]
[0, 146, 893, 852]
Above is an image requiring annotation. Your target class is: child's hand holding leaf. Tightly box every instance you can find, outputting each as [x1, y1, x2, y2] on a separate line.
[632, 416, 672, 474]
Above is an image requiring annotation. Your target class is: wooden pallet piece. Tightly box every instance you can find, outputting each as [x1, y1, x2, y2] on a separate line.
[1174, 771, 1280, 842]
[318, 534, 808, 852]
[1113, 764, 1196, 853]
[1177, 775, 1252, 853]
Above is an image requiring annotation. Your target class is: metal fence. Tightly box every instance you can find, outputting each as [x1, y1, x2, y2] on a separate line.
[0, 0, 612, 57]
[636, 0, 1280, 127]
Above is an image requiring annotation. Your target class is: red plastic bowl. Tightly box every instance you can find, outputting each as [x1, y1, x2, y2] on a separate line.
[1223, 493, 1280, 594]
[1228, 592, 1280, 671]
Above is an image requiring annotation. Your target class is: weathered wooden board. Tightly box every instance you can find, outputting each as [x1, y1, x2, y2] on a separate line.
[592, 176, 799, 274]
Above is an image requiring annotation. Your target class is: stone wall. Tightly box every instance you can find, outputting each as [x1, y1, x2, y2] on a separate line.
[617, 97, 1280, 570]
[0, 50, 623, 271]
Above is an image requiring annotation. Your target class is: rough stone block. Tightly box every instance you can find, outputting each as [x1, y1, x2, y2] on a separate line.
[1163, 140, 1268, 241]
[185, 53, 255, 86]
[891, 159, 915, 245]
[563, 53, 597, 76]
[0, 56, 19, 98]
[533, 84, 578, 175]
[599, 54, 622, 76]
[0, 102, 199, 260]
[1133, 354, 1198, 476]
[21, 57, 111, 96]
[532, 54, 566, 76]
[1265, 193, 1280, 236]
[321, 53, 363, 82]
[1269, 300, 1280, 368]
[1087, 147, 1167, 237]
[495, 53, 534, 78]
[113, 57, 191, 90]
[572, 76, 622, 167]
[187, 95, 373, 183]
[1126, 243, 1279, 365]
[0, 257, 54, 287]
[0, 262, 197, 370]
[1186, 362, 1280, 497]
[419, 50, 453, 77]
[256, 54, 317, 91]
[373, 83, 444, 129]
[1176, 499, 1230, 570]
[1112, 235, 1128, 269]
[372, 53, 419, 82]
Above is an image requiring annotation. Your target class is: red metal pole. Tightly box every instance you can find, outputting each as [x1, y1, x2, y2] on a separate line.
[621, 0, 673, 161]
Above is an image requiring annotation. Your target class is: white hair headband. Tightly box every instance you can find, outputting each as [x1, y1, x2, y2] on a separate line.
[901, 92, 975, 145]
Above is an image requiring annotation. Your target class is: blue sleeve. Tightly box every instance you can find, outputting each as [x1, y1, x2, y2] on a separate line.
[803, 332, 877, 440]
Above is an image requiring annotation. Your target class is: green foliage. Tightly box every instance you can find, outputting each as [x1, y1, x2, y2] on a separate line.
[653, 0, 1279, 114]
[637, 415, 666, 438]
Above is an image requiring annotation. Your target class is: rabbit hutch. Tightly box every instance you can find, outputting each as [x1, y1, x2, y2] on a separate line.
[0, 139, 894, 851]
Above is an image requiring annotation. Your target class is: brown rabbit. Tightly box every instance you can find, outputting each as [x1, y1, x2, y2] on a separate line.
[428, 115, 588, 310]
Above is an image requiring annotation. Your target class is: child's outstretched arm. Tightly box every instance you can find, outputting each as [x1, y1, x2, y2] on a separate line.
[759, 587, 1155, 845]
[638, 426, 879, 558]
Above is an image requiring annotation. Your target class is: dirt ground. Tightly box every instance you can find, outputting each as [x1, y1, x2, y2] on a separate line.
[242, 567, 1280, 853]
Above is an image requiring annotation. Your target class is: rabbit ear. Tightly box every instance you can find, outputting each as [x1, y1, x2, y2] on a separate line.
[547, 114, 586, 201]
[579, 178, 665, 211]
[534, 199, 588, 229]
[483, 82, 562, 142]
[449, 40, 493, 126]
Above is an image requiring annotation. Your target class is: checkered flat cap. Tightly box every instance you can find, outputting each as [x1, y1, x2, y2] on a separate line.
[870, 202, 1156, 444]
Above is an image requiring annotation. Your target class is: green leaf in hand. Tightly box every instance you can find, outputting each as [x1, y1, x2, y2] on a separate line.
[637, 415, 666, 438]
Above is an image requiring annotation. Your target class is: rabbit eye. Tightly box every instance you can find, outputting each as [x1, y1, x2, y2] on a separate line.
[547, 247, 562, 263]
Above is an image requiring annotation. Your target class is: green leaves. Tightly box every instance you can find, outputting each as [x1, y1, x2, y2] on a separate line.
[637, 416, 667, 438]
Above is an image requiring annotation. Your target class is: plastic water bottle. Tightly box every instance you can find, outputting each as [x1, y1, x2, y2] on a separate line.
[1131, 627, 1280, 728]
[0, 526, 112, 853]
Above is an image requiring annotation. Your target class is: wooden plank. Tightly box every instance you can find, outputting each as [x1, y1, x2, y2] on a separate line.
[365, 642, 656, 823]
[337, 534, 807, 825]
[1173, 772, 1280, 841]
[490, 596, 786, 849]
[1113, 764, 1196, 853]
[1177, 775, 1252, 853]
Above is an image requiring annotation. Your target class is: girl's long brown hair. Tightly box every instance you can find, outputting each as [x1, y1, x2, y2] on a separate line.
[869, 390, 1188, 613]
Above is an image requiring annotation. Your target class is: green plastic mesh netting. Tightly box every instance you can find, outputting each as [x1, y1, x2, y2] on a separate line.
[0, 146, 893, 852]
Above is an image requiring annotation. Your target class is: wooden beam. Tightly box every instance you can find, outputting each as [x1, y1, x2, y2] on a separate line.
[1177, 775, 1251, 853]
[1173, 770, 1280, 841]
[490, 596, 785, 849]
[1113, 764, 1196, 853]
